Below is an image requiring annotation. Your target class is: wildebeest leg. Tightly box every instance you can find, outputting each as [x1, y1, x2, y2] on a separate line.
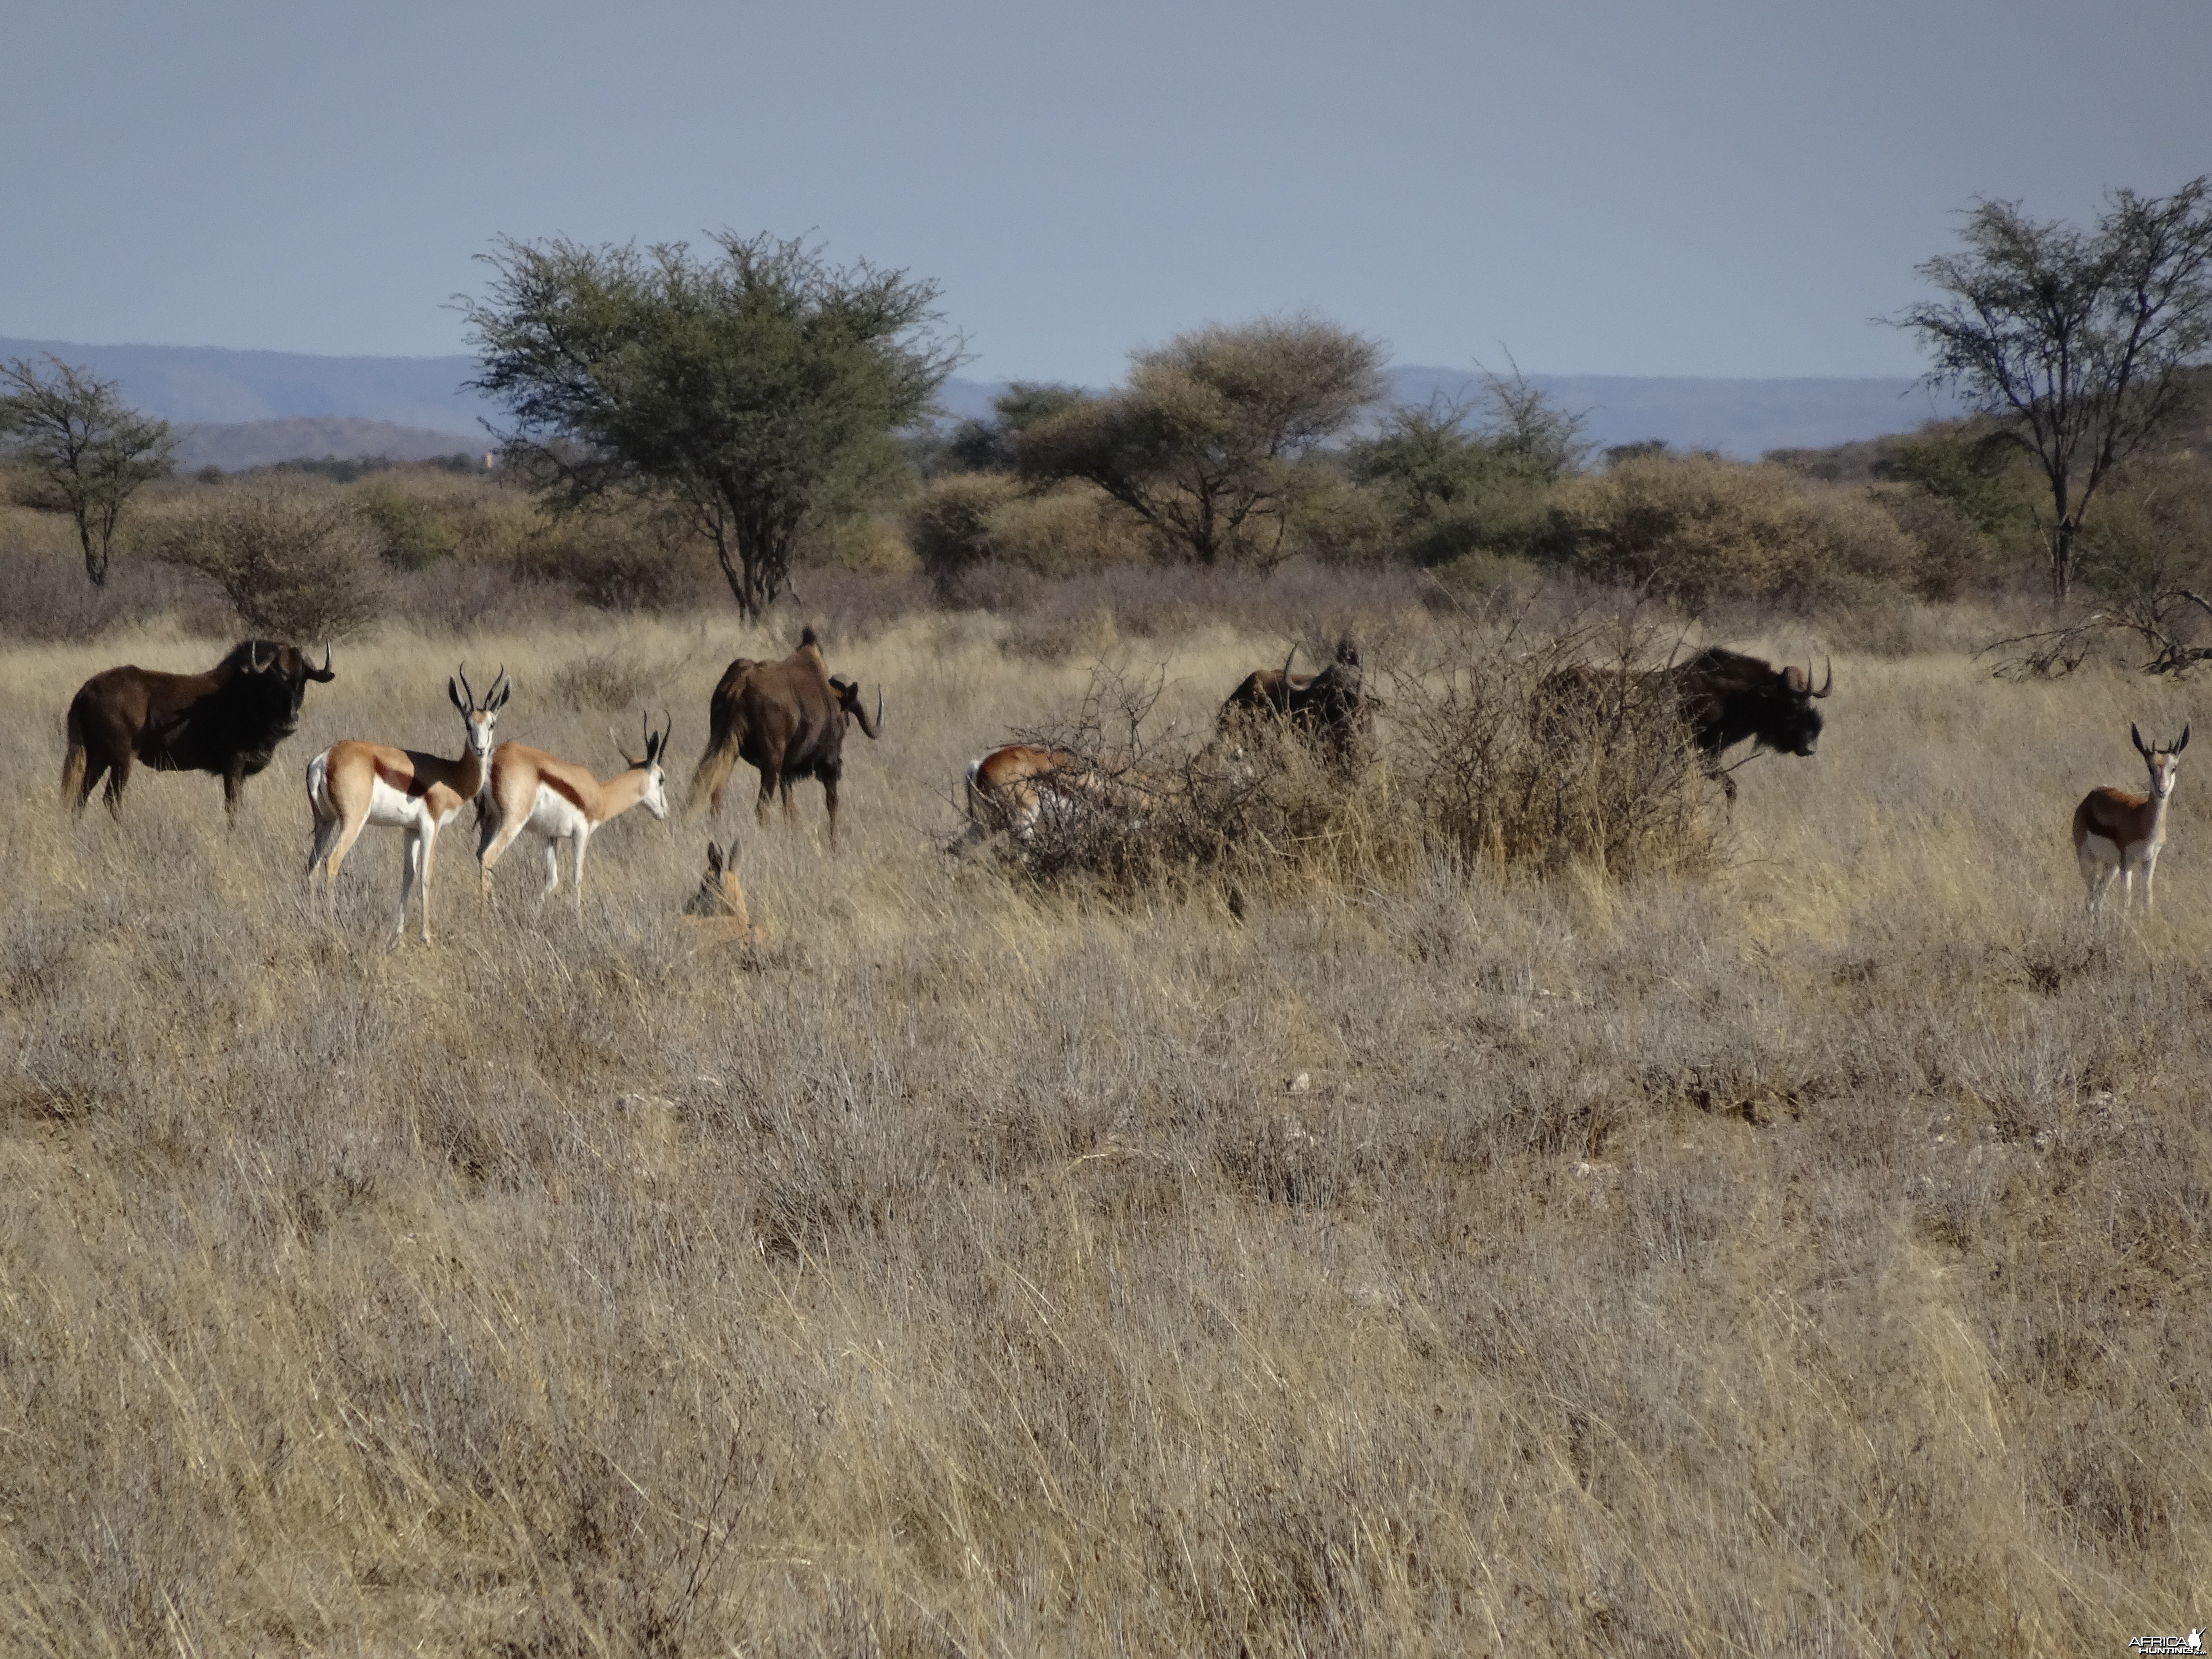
[72, 753, 111, 815]
[98, 750, 130, 816]
[755, 765, 780, 827]
[223, 765, 248, 821]
[821, 765, 842, 849]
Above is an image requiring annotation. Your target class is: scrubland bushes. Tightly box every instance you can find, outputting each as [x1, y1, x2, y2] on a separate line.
[984, 619, 1715, 902]
[0, 369, 2200, 657]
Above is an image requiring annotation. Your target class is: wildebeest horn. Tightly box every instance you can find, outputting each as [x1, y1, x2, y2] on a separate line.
[247, 642, 268, 674]
[1812, 657, 1832, 699]
[1282, 641, 1298, 679]
[307, 646, 335, 683]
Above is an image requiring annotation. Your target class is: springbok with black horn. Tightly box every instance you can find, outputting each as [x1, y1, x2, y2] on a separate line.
[305, 666, 510, 941]
[478, 712, 672, 910]
[2074, 722, 2189, 917]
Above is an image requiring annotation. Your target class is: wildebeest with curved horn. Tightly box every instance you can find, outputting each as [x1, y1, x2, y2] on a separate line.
[686, 628, 883, 845]
[1540, 647, 1832, 801]
[62, 639, 337, 818]
[1218, 637, 1372, 764]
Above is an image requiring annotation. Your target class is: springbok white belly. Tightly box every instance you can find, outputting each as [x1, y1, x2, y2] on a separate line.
[2077, 831, 2123, 868]
[365, 774, 458, 834]
[519, 784, 590, 841]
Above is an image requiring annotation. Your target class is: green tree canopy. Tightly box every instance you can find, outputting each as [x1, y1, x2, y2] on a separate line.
[1015, 318, 1385, 567]
[462, 232, 959, 617]
[1895, 178, 2212, 600]
[0, 356, 175, 587]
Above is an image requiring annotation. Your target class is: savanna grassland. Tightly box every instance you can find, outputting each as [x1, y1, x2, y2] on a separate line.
[2, 606, 2209, 1656]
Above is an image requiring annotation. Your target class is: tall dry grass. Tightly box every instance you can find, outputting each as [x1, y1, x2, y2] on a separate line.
[1, 609, 2208, 1654]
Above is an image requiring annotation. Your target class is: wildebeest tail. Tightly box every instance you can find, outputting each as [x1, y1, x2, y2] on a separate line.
[59, 697, 88, 806]
[687, 737, 738, 817]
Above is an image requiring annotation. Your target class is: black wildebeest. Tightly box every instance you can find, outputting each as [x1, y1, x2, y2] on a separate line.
[1540, 646, 1832, 801]
[686, 628, 883, 844]
[62, 640, 337, 818]
[1218, 637, 1372, 764]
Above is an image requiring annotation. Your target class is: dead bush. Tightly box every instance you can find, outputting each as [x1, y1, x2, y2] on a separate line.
[1393, 625, 1720, 880]
[140, 478, 387, 640]
[977, 619, 1717, 895]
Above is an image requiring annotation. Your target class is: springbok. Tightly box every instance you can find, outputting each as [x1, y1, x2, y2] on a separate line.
[954, 743, 1158, 850]
[305, 666, 510, 941]
[477, 714, 672, 909]
[2074, 722, 2189, 917]
[682, 838, 753, 942]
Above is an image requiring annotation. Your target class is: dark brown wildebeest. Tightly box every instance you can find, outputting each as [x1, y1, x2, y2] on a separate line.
[62, 640, 337, 818]
[1218, 637, 1372, 764]
[1539, 647, 1832, 801]
[686, 628, 883, 844]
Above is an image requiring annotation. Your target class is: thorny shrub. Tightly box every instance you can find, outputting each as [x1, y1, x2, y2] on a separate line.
[979, 618, 1720, 895]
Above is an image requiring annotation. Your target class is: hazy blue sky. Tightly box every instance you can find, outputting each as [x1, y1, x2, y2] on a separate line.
[4, 0, 2203, 382]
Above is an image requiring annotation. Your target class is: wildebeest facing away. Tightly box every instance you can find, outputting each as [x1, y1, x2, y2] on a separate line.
[1218, 637, 1372, 764]
[62, 640, 337, 818]
[1539, 647, 1831, 801]
[686, 628, 883, 844]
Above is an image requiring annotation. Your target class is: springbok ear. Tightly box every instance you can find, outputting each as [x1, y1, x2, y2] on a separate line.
[705, 840, 723, 874]
[2134, 723, 2152, 759]
[2177, 725, 2192, 756]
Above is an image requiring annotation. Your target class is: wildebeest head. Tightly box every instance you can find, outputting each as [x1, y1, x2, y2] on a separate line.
[234, 640, 337, 739]
[830, 673, 883, 741]
[1666, 647, 1830, 760]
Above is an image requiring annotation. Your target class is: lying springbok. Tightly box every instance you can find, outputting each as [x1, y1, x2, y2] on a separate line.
[954, 743, 1158, 849]
[2074, 722, 2189, 917]
[477, 715, 671, 909]
[682, 838, 753, 942]
[304, 665, 511, 940]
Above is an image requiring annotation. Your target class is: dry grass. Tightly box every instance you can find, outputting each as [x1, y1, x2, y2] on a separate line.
[3, 609, 2209, 1654]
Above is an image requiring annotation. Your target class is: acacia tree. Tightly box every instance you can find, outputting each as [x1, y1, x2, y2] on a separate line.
[0, 356, 175, 586]
[1016, 318, 1385, 566]
[462, 233, 958, 618]
[1896, 178, 2212, 600]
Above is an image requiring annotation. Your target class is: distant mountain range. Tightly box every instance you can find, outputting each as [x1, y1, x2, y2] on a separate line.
[2, 336, 1964, 466]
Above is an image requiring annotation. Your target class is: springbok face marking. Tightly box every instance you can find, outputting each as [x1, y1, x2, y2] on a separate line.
[449, 663, 511, 766]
